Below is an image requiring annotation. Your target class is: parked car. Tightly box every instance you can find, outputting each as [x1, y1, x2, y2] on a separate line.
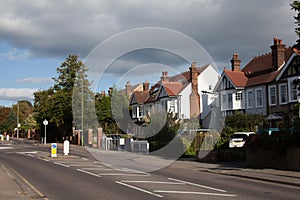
[229, 132, 255, 148]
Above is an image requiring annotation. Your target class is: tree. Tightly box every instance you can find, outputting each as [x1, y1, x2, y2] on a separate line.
[34, 54, 94, 142]
[95, 93, 114, 134]
[291, 0, 300, 47]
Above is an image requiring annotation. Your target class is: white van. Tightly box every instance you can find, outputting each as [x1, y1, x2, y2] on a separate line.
[229, 132, 255, 148]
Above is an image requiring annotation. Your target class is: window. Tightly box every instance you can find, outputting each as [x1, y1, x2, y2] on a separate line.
[235, 92, 243, 101]
[222, 94, 227, 103]
[138, 106, 143, 117]
[279, 84, 287, 104]
[289, 79, 298, 101]
[247, 90, 254, 108]
[169, 100, 176, 113]
[269, 85, 277, 106]
[255, 88, 263, 107]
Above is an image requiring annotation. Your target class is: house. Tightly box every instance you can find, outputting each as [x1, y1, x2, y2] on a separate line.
[214, 37, 299, 127]
[129, 62, 220, 128]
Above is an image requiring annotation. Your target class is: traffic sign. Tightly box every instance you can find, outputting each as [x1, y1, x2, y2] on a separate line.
[51, 143, 57, 157]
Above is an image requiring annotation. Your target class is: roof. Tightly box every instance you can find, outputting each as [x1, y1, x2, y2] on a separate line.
[161, 82, 184, 96]
[131, 91, 149, 105]
[224, 69, 248, 87]
[143, 64, 210, 103]
[222, 46, 293, 88]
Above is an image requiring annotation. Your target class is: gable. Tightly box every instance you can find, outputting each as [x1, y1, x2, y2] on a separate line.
[276, 53, 299, 81]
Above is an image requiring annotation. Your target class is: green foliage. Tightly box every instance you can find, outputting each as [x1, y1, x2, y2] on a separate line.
[34, 54, 94, 142]
[147, 113, 180, 152]
[215, 112, 265, 150]
[291, 0, 300, 46]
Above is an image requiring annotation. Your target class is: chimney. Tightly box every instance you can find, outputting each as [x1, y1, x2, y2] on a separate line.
[143, 80, 149, 91]
[230, 53, 241, 71]
[161, 71, 169, 82]
[271, 37, 286, 71]
[189, 62, 200, 118]
[125, 81, 131, 97]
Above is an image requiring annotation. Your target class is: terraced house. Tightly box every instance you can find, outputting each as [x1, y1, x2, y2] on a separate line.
[214, 38, 300, 127]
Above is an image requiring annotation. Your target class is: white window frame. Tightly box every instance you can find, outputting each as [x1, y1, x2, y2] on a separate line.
[235, 92, 242, 101]
[288, 77, 298, 102]
[247, 89, 254, 108]
[268, 85, 277, 106]
[279, 83, 288, 105]
[255, 88, 263, 108]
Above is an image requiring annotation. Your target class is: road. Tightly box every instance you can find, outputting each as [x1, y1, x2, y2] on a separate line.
[0, 141, 299, 200]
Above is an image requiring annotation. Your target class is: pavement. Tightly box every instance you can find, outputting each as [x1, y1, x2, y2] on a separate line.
[1, 139, 300, 199]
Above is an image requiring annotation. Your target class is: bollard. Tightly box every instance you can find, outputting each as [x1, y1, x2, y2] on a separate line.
[63, 140, 70, 156]
[51, 143, 57, 157]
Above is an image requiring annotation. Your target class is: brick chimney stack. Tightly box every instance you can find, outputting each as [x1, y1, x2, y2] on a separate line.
[189, 62, 200, 118]
[271, 37, 286, 71]
[231, 53, 241, 71]
[161, 71, 169, 82]
[125, 81, 131, 97]
[143, 80, 149, 91]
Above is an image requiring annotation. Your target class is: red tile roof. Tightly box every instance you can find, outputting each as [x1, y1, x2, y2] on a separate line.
[223, 47, 293, 88]
[132, 91, 149, 104]
[224, 69, 248, 87]
[162, 82, 185, 96]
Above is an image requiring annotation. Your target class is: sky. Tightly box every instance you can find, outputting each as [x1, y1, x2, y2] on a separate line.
[0, 0, 298, 107]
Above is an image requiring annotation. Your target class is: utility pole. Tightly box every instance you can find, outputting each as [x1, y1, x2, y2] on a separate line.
[17, 102, 19, 139]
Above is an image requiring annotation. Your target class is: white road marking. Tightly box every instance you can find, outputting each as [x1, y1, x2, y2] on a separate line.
[81, 158, 89, 161]
[168, 178, 227, 193]
[77, 169, 101, 178]
[0, 147, 13, 150]
[120, 180, 185, 185]
[116, 181, 163, 198]
[99, 173, 150, 176]
[38, 157, 49, 162]
[121, 168, 150, 175]
[16, 151, 38, 154]
[101, 162, 112, 167]
[54, 162, 70, 168]
[154, 190, 237, 197]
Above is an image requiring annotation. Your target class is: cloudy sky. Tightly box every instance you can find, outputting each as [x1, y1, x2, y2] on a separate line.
[0, 0, 298, 106]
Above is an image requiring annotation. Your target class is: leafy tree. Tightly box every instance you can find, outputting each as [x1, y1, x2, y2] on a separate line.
[291, 0, 300, 47]
[34, 55, 94, 142]
[95, 93, 115, 134]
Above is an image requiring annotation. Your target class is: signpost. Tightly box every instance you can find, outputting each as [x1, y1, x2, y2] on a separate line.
[43, 119, 48, 145]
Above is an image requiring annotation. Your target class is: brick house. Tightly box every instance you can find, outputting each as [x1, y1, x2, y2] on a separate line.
[129, 62, 219, 128]
[214, 38, 299, 127]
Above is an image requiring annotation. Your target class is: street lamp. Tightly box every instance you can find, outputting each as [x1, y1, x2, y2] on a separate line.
[43, 119, 48, 144]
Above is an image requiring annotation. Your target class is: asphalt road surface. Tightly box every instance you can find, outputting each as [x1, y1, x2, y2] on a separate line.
[0, 142, 299, 200]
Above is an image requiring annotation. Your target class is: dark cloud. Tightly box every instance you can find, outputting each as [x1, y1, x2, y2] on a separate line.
[0, 0, 297, 69]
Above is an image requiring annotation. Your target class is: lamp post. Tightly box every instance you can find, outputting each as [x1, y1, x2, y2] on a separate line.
[43, 119, 48, 144]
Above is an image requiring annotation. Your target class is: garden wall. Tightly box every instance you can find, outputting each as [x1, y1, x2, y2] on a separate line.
[246, 147, 300, 171]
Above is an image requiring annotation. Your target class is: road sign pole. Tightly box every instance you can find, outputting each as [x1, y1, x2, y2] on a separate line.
[43, 119, 48, 145]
